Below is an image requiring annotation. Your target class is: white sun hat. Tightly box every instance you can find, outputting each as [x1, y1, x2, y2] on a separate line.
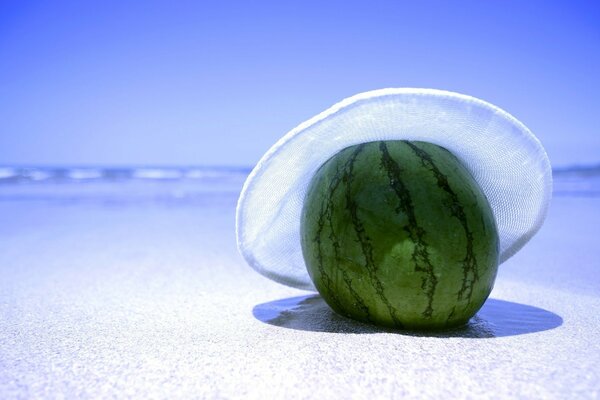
[236, 88, 552, 290]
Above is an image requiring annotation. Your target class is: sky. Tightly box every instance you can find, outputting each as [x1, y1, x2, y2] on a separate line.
[0, 0, 598, 168]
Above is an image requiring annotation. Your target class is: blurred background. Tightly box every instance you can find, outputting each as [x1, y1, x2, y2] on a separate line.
[1, 0, 599, 169]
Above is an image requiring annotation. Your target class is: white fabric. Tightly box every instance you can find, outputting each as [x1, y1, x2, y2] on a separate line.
[236, 88, 552, 290]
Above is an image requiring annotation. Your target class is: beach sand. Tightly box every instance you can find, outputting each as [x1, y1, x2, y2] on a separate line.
[0, 178, 598, 399]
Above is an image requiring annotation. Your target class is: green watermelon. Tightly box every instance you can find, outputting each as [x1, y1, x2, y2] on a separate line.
[300, 140, 499, 330]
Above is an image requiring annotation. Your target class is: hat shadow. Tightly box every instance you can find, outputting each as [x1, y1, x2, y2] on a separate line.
[252, 294, 563, 338]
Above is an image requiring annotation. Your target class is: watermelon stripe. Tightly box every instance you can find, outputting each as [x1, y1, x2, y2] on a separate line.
[344, 144, 404, 328]
[314, 176, 345, 312]
[446, 306, 457, 324]
[379, 141, 438, 318]
[325, 149, 372, 320]
[405, 141, 480, 302]
[314, 146, 372, 320]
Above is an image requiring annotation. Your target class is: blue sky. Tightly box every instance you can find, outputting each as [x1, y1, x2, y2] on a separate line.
[0, 0, 598, 167]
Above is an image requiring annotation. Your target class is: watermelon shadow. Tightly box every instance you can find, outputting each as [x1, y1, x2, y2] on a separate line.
[252, 294, 563, 338]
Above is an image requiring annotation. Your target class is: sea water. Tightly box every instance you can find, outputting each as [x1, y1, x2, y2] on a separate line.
[0, 164, 598, 202]
[0, 166, 250, 205]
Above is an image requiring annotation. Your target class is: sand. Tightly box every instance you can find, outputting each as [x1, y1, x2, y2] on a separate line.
[0, 180, 598, 399]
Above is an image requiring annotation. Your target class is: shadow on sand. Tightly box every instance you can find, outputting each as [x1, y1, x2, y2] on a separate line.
[253, 294, 563, 338]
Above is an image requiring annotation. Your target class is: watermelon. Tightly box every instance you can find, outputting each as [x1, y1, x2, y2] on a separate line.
[300, 140, 499, 330]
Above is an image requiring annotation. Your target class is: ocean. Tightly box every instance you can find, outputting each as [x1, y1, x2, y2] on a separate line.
[0, 164, 598, 201]
[0, 166, 251, 205]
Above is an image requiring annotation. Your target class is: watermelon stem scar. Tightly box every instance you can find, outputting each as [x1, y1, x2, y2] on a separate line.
[301, 140, 499, 330]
